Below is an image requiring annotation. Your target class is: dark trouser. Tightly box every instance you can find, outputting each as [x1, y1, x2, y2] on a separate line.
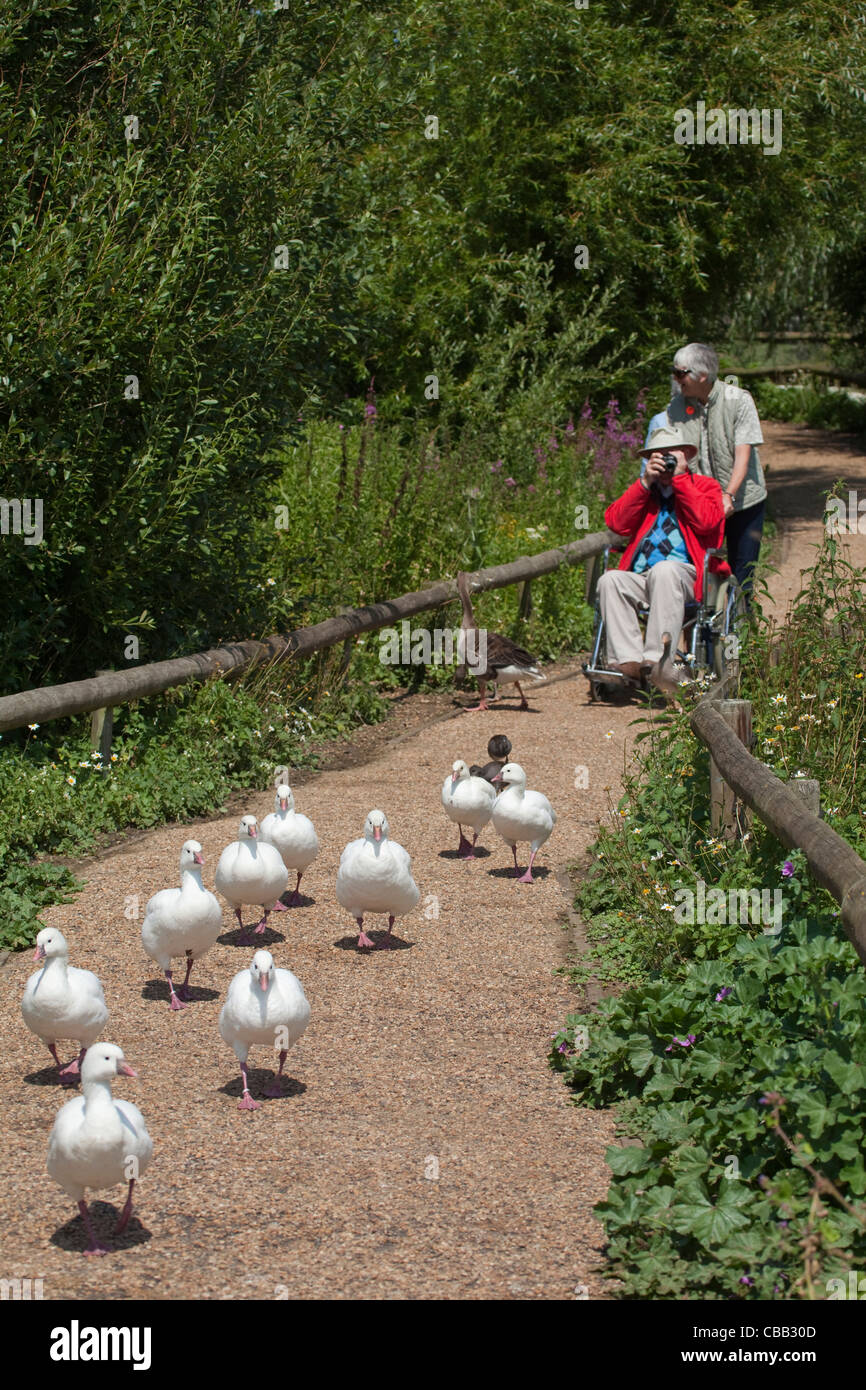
[725, 499, 765, 605]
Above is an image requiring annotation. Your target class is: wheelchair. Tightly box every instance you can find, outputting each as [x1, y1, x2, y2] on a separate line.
[582, 543, 746, 701]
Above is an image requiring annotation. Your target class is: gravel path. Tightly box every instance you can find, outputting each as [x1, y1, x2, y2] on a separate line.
[2, 660, 635, 1300]
[3, 418, 860, 1300]
[760, 419, 866, 622]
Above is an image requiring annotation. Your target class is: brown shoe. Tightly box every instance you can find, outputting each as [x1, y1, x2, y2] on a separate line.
[610, 660, 642, 680]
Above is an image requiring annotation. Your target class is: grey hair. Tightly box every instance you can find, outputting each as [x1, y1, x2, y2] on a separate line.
[673, 342, 719, 383]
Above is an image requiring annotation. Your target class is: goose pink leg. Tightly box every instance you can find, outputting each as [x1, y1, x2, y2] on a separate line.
[78, 1200, 111, 1256]
[57, 1047, 87, 1082]
[47, 1042, 78, 1084]
[176, 950, 195, 1002]
[115, 1179, 135, 1234]
[165, 969, 187, 1011]
[457, 825, 475, 858]
[236, 908, 254, 945]
[356, 917, 375, 950]
[517, 850, 538, 884]
[254, 907, 272, 935]
[290, 872, 303, 905]
[510, 845, 520, 875]
[264, 1050, 288, 1098]
[375, 915, 397, 949]
[238, 1061, 261, 1111]
[465, 678, 490, 712]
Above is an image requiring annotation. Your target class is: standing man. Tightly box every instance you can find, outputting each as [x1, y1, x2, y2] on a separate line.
[666, 342, 767, 604]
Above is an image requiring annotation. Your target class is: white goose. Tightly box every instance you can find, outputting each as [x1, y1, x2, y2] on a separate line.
[21, 928, 108, 1083]
[441, 759, 496, 858]
[141, 840, 223, 1010]
[47, 1043, 152, 1256]
[215, 815, 288, 944]
[491, 762, 556, 882]
[218, 950, 311, 1111]
[336, 809, 420, 950]
[260, 784, 319, 906]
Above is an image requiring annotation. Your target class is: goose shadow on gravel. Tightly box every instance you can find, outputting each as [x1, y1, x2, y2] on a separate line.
[438, 846, 492, 860]
[51, 1203, 152, 1255]
[217, 925, 286, 949]
[218, 1071, 306, 1103]
[332, 931, 415, 952]
[486, 864, 552, 881]
[23, 1064, 78, 1088]
[275, 891, 315, 909]
[141, 979, 219, 1005]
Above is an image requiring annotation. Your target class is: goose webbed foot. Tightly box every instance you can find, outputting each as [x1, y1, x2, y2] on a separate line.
[517, 850, 538, 884]
[79, 1200, 112, 1256]
[374, 915, 397, 949]
[238, 1063, 261, 1110]
[264, 1051, 287, 1097]
[114, 1180, 135, 1234]
[166, 971, 187, 1010]
[457, 828, 475, 859]
[356, 919, 375, 950]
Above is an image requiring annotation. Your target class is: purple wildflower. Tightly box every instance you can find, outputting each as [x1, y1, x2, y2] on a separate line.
[781, 861, 794, 878]
[558, 1042, 569, 1054]
[548, 434, 559, 451]
[739, 1276, 754, 1286]
[364, 403, 377, 419]
[778, 1221, 789, 1229]
[715, 987, 732, 1002]
[565, 417, 576, 436]
[534, 445, 547, 464]
[504, 477, 517, 487]
[490, 458, 504, 473]
[580, 399, 592, 421]
[527, 484, 536, 494]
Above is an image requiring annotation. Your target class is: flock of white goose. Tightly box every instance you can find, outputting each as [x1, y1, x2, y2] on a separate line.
[21, 744, 556, 1255]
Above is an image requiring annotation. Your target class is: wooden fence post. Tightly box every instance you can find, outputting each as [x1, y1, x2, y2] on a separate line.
[709, 699, 752, 839]
[90, 669, 114, 771]
[518, 579, 533, 621]
[335, 607, 355, 684]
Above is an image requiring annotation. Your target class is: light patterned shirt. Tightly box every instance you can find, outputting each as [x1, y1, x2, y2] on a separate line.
[667, 380, 767, 510]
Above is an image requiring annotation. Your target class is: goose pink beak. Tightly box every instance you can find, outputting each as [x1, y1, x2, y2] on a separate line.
[194, 851, 204, 865]
[259, 971, 269, 991]
[249, 825, 257, 838]
[374, 826, 381, 841]
[118, 1063, 137, 1078]
[280, 798, 288, 811]
[33, 944, 45, 962]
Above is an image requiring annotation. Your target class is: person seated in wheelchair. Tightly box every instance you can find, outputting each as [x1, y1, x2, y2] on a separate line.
[598, 425, 726, 686]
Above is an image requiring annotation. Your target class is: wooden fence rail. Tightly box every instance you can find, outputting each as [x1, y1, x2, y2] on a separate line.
[691, 699, 866, 968]
[0, 529, 620, 734]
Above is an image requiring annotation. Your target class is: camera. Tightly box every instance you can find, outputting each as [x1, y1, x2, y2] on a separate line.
[660, 452, 678, 473]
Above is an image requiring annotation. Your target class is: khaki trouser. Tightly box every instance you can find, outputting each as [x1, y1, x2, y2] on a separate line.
[597, 559, 696, 666]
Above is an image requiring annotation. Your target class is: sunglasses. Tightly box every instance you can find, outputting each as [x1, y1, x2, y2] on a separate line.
[672, 367, 691, 380]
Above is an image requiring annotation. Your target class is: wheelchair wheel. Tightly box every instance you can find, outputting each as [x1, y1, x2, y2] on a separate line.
[712, 579, 748, 682]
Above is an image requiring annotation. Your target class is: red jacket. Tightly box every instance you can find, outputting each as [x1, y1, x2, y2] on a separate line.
[604, 471, 728, 601]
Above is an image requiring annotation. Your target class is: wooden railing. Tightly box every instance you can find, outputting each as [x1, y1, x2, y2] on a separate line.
[691, 694, 866, 968]
[0, 530, 620, 733]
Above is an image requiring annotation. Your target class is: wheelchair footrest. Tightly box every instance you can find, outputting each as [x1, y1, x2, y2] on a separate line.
[582, 662, 629, 685]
